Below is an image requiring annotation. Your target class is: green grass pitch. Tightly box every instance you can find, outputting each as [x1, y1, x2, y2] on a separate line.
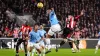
[0, 49, 100, 56]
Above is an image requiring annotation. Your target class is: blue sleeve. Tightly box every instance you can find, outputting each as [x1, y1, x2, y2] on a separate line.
[99, 32, 100, 35]
[39, 31, 45, 38]
[29, 32, 32, 38]
[39, 32, 44, 38]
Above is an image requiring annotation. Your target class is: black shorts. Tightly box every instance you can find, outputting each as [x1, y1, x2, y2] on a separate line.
[17, 38, 27, 43]
[16, 38, 28, 47]
[14, 38, 18, 42]
[63, 28, 73, 38]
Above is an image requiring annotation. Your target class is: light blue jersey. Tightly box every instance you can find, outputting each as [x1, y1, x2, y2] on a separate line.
[49, 10, 59, 26]
[38, 29, 46, 43]
[29, 30, 42, 43]
[38, 29, 46, 37]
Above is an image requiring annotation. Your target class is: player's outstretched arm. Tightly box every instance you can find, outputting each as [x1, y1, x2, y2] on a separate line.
[51, 8, 54, 11]
[80, 10, 84, 16]
[75, 10, 84, 20]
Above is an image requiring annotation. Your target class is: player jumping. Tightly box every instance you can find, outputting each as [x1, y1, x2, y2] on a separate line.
[58, 10, 84, 53]
[45, 8, 62, 53]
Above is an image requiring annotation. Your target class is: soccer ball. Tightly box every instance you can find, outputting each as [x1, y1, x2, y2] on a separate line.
[37, 2, 43, 8]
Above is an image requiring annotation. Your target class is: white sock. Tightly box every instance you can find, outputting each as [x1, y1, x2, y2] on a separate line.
[95, 46, 98, 54]
[42, 49, 45, 56]
[32, 49, 36, 56]
[47, 45, 51, 51]
[36, 51, 39, 55]
[27, 51, 30, 56]
[39, 54, 42, 56]
[72, 48, 75, 51]
[45, 38, 51, 51]
[96, 46, 98, 50]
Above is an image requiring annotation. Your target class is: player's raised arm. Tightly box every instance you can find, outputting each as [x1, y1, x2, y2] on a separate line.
[51, 8, 54, 11]
[75, 10, 84, 20]
[46, 8, 55, 15]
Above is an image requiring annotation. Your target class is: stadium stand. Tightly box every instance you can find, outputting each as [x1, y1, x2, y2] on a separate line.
[0, 0, 100, 38]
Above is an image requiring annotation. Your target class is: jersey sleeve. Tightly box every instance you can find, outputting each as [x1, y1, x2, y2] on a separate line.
[39, 31, 45, 38]
[40, 32, 44, 38]
[74, 15, 81, 21]
[29, 32, 32, 38]
[98, 32, 100, 36]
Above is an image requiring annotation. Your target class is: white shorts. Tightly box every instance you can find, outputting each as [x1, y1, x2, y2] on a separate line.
[97, 40, 100, 45]
[39, 41, 45, 47]
[45, 38, 51, 45]
[28, 42, 41, 49]
[48, 24, 61, 36]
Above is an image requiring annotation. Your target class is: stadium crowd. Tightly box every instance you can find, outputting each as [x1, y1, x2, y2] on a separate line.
[0, 0, 100, 38]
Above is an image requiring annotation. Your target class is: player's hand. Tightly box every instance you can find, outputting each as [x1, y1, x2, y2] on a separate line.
[95, 34, 99, 37]
[25, 37, 29, 40]
[51, 8, 54, 10]
[80, 10, 84, 16]
[47, 10, 51, 14]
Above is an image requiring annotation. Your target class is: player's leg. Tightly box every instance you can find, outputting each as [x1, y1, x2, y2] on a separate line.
[32, 48, 36, 56]
[42, 48, 45, 56]
[16, 39, 23, 56]
[95, 45, 99, 54]
[45, 38, 51, 53]
[75, 40, 80, 52]
[23, 40, 28, 56]
[95, 40, 100, 54]
[34, 43, 43, 56]
[45, 29, 54, 54]
[39, 41, 45, 56]
[14, 38, 18, 51]
[27, 47, 33, 56]
[69, 42, 76, 53]
[59, 28, 70, 46]
[68, 37, 76, 53]
[27, 42, 34, 56]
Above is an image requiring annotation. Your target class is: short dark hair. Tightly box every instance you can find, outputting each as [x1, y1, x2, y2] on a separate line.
[33, 23, 40, 27]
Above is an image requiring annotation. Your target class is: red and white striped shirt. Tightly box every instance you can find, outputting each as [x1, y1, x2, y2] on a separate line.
[66, 15, 81, 29]
[20, 25, 32, 39]
[21, 25, 32, 34]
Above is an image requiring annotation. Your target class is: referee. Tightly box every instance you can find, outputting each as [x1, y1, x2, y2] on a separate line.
[15, 23, 31, 56]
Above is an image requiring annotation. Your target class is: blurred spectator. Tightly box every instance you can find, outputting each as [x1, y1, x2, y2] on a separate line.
[0, 0, 99, 38]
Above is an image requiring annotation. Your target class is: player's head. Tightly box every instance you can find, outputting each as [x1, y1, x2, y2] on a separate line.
[24, 21, 28, 26]
[33, 23, 40, 31]
[46, 9, 51, 15]
[39, 25, 44, 30]
[68, 12, 74, 17]
[46, 8, 53, 15]
[68, 15, 73, 18]
[67, 12, 74, 21]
